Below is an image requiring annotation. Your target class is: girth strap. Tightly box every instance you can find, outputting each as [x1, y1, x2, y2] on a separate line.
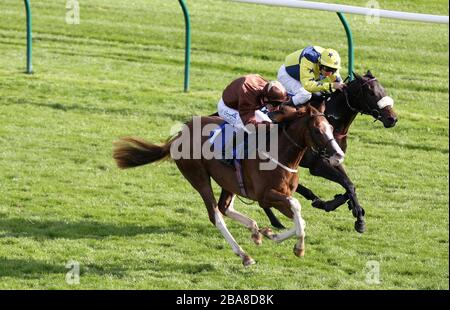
[233, 160, 247, 196]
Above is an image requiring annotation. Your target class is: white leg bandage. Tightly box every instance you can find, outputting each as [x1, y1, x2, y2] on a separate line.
[288, 197, 305, 237]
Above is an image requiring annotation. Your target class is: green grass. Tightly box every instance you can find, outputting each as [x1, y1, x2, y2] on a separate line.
[0, 0, 448, 289]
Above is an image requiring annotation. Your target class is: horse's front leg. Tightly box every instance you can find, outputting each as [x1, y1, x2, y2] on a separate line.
[309, 162, 366, 233]
[264, 182, 341, 229]
[333, 165, 366, 233]
[296, 183, 348, 212]
[263, 208, 286, 229]
[305, 159, 350, 212]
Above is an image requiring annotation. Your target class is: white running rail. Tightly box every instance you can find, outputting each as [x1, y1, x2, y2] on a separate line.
[232, 0, 449, 24]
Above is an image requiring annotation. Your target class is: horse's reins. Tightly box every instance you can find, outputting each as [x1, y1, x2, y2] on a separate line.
[343, 77, 383, 122]
[282, 113, 329, 149]
[280, 113, 336, 165]
[282, 125, 303, 149]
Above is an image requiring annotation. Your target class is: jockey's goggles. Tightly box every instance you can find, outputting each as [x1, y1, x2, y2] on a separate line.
[320, 65, 337, 73]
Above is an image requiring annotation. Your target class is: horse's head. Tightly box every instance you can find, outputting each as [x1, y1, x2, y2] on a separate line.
[277, 104, 345, 166]
[345, 71, 398, 128]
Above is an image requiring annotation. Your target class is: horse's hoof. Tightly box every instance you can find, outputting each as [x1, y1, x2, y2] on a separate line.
[242, 255, 256, 267]
[251, 232, 263, 246]
[259, 227, 273, 239]
[293, 246, 305, 257]
[355, 220, 366, 233]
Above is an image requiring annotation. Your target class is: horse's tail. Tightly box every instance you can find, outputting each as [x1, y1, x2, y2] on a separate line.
[113, 136, 175, 169]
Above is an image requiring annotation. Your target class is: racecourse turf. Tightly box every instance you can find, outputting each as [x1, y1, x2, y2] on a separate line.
[0, 0, 448, 289]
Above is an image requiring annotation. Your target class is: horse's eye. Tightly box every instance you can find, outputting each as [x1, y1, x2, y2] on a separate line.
[367, 88, 376, 96]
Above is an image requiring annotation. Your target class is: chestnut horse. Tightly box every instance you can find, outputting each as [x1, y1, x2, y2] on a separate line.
[113, 104, 344, 266]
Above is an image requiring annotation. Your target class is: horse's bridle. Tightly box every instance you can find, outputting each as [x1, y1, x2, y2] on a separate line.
[282, 113, 336, 159]
[342, 77, 383, 122]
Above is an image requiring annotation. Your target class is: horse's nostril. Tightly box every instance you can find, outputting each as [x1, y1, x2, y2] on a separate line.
[385, 116, 397, 127]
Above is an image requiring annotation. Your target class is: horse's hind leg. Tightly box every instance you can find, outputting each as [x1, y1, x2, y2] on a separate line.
[207, 196, 256, 267]
[176, 162, 255, 266]
[218, 189, 262, 245]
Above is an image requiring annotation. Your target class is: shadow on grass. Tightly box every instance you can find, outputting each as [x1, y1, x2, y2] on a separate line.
[0, 257, 131, 280]
[14, 100, 138, 116]
[0, 256, 217, 281]
[0, 217, 187, 240]
[9, 98, 197, 122]
[0, 257, 67, 279]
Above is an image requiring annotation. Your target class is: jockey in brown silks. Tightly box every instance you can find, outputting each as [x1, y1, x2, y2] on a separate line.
[217, 74, 290, 166]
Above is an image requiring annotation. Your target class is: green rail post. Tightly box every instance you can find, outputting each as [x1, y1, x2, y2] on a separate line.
[178, 0, 191, 92]
[24, 0, 32, 74]
[337, 12, 353, 81]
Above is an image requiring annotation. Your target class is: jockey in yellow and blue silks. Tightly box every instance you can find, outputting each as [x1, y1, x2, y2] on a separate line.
[277, 46, 346, 106]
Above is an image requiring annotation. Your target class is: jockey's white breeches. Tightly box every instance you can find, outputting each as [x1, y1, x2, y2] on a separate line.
[217, 98, 271, 132]
[277, 64, 312, 106]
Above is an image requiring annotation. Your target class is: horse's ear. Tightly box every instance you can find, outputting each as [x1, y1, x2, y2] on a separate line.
[317, 101, 326, 114]
[297, 105, 308, 117]
[366, 70, 374, 78]
[352, 71, 362, 81]
[303, 103, 315, 117]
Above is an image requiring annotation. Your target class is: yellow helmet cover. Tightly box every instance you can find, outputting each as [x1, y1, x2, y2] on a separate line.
[320, 48, 341, 69]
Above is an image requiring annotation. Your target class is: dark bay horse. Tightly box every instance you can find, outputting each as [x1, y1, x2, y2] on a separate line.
[113, 104, 344, 266]
[264, 71, 398, 233]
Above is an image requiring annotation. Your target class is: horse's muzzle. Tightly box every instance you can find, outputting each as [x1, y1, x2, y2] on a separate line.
[327, 139, 345, 166]
[380, 107, 398, 128]
[382, 116, 398, 128]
